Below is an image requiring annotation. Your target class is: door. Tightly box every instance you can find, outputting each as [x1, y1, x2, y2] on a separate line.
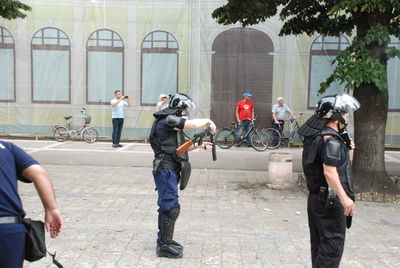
[211, 28, 274, 128]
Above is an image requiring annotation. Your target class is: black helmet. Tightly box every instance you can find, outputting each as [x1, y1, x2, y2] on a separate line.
[316, 94, 360, 120]
[169, 93, 195, 111]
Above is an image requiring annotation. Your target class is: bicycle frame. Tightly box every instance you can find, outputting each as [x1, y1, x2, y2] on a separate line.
[54, 108, 91, 136]
[236, 120, 257, 142]
[275, 114, 303, 143]
[53, 108, 98, 143]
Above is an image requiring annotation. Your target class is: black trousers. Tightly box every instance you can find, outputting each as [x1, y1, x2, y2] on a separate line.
[272, 119, 285, 133]
[307, 193, 346, 268]
[271, 120, 285, 146]
[112, 118, 124, 144]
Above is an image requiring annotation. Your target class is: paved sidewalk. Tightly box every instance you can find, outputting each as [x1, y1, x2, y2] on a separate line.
[1, 139, 397, 267]
[20, 165, 400, 268]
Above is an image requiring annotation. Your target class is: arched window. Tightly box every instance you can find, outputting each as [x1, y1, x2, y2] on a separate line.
[31, 27, 70, 103]
[388, 36, 400, 111]
[87, 29, 124, 104]
[141, 31, 178, 105]
[308, 35, 349, 108]
[0, 26, 15, 102]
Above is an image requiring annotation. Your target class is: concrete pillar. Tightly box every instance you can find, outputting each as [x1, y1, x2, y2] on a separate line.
[267, 152, 294, 189]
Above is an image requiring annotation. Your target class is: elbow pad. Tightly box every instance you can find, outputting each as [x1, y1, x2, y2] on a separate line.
[166, 115, 186, 129]
[322, 138, 342, 167]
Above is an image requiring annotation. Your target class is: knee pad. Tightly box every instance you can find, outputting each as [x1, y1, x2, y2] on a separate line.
[159, 204, 180, 244]
[170, 204, 180, 221]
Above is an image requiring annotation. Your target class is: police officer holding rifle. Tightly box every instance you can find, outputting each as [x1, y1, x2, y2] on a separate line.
[298, 94, 360, 268]
[149, 93, 216, 259]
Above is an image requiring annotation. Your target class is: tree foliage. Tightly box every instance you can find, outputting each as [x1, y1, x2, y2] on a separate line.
[213, 0, 400, 192]
[212, 0, 400, 94]
[0, 0, 31, 20]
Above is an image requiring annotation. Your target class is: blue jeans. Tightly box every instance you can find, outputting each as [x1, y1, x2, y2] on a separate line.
[236, 119, 252, 146]
[153, 169, 179, 245]
[0, 223, 25, 268]
[112, 118, 124, 144]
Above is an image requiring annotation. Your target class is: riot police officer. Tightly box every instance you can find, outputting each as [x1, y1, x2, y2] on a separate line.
[298, 94, 360, 268]
[149, 93, 216, 258]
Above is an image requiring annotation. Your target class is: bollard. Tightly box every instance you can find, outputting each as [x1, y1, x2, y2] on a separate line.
[267, 152, 293, 189]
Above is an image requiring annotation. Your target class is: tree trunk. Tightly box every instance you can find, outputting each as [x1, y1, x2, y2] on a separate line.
[352, 18, 398, 194]
[353, 84, 398, 193]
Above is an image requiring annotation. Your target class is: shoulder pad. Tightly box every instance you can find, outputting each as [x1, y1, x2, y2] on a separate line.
[297, 114, 327, 138]
[166, 115, 186, 129]
[153, 107, 177, 118]
[323, 138, 342, 166]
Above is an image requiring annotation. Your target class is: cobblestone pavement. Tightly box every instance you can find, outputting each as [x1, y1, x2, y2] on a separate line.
[19, 166, 399, 268]
[4, 140, 399, 268]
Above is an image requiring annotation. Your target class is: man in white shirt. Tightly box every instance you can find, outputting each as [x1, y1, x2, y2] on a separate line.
[272, 97, 297, 132]
[156, 94, 170, 112]
[111, 90, 131, 148]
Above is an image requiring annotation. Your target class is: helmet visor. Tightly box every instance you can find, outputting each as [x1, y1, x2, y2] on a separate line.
[334, 94, 360, 113]
[183, 99, 196, 117]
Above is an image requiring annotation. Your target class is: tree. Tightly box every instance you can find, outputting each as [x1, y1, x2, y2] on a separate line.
[213, 0, 400, 193]
[0, 0, 31, 20]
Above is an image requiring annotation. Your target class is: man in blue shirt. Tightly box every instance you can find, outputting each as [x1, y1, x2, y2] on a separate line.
[111, 90, 131, 148]
[0, 141, 63, 268]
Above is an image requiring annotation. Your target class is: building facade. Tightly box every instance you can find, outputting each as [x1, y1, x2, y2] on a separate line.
[0, 0, 399, 143]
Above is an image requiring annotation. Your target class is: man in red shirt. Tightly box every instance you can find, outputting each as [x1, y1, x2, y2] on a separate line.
[235, 92, 255, 147]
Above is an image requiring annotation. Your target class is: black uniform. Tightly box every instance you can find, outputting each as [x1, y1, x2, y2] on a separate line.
[302, 126, 355, 268]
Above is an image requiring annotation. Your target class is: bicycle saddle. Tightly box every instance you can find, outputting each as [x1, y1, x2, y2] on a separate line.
[64, 116, 72, 120]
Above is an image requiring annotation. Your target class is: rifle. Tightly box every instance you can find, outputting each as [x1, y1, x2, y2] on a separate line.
[176, 128, 217, 161]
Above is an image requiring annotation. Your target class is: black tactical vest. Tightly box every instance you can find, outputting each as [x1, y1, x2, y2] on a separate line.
[302, 127, 355, 200]
[149, 115, 189, 163]
[150, 117, 176, 156]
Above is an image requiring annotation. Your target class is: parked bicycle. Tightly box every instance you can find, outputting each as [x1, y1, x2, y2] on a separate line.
[263, 113, 303, 149]
[53, 108, 98, 143]
[215, 116, 268, 152]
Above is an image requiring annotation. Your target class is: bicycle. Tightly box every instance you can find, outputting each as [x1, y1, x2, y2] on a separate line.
[215, 116, 269, 151]
[53, 108, 98, 143]
[263, 113, 304, 149]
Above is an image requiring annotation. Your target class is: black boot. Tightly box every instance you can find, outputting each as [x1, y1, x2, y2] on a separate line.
[170, 240, 183, 251]
[156, 244, 183, 258]
[157, 204, 183, 258]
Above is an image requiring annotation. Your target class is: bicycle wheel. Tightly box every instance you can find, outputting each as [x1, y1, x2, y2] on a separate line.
[215, 128, 235, 149]
[250, 131, 268, 152]
[263, 128, 281, 149]
[82, 127, 98, 143]
[291, 130, 304, 143]
[53, 126, 69, 142]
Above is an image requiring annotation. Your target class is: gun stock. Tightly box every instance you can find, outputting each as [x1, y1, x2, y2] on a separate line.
[176, 140, 194, 157]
